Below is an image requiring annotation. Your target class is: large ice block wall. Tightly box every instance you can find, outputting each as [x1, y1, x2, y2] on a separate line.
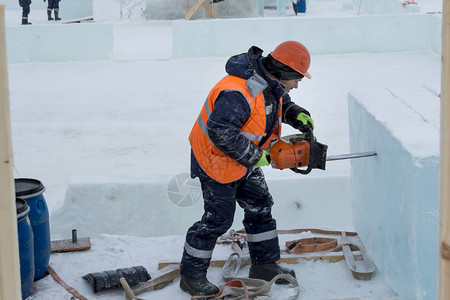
[4, 8, 442, 63]
[348, 87, 440, 299]
[172, 14, 442, 58]
[6, 23, 113, 63]
[50, 175, 351, 239]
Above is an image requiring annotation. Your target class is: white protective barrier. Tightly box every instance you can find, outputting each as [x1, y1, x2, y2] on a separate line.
[5, 22, 113, 63]
[172, 13, 442, 58]
[348, 87, 440, 300]
[50, 174, 351, 240]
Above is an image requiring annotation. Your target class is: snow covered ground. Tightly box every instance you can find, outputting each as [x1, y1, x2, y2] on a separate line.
[3, 0, 443, 299]
[34, 233, 398, 299]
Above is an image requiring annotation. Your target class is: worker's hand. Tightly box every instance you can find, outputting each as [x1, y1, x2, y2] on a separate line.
[254, 150, 271, 168]
[296, 112, 314, 132]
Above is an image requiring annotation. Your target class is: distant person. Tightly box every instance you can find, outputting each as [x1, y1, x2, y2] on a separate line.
[19, 0, 31, 25]
[180, 41, 314, 297]
[44, 0, 61, 20]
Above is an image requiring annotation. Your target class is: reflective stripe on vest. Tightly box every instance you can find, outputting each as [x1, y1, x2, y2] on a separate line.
[246, 229, 278, 243]
[197, 96, 264, 143]
[189, 74, 282, 183]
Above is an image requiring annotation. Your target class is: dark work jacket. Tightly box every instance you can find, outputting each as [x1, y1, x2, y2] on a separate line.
[191, 46, 310, 181]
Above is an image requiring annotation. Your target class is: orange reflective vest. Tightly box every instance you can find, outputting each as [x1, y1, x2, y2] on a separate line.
[189, 74, 282, 183]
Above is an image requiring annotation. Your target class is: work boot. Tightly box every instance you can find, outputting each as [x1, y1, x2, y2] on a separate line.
[47, 9, 53, 20]
[249, 263, 296, 285]
[180, 275, 219, 297]
[54, 10, 61, 20]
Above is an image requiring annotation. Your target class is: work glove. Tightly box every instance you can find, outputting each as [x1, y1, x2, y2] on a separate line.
[254, 150, 271, 168]
[296, 112, 314, 132]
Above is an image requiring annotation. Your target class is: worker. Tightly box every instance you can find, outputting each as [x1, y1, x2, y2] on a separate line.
[180, 41, 315, 297]
[44, 0, 61, 20]
[19, 0, 32, 25]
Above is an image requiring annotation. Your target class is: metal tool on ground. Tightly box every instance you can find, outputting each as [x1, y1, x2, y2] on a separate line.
[51, 229, 91, 253]
[269, 128, 377, 174]
[83, 266, 151, 293]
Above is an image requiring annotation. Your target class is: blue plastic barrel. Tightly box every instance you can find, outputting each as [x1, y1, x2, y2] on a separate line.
[297, 0, 306, 13]
[15, 178, 51, 281]
[16, 197, 35, 299]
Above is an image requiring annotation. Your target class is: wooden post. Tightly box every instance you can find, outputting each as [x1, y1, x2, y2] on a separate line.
[185, 0, 215, 20]
[0, 5, 22, 300]
[440, 0, 450, 299]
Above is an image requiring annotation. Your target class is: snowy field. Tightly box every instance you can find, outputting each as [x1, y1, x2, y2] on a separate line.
[3, 0, 443, 299]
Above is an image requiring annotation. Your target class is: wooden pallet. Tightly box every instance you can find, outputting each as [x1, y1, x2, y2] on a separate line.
[51, 237, 91, 253]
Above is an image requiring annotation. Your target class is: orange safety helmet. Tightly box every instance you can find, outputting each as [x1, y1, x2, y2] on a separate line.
[270, 41, 311, 79]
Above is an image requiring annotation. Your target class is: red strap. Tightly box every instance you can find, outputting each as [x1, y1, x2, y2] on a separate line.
[286, 237, 338, 254]
[191, 279, 249, 300]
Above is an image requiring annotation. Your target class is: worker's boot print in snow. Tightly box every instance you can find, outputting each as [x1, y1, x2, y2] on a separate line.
[249, 263, 296, 284]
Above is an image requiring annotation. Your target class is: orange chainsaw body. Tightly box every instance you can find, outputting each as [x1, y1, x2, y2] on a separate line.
[270, 139, 310, 169]
[269, 132, 328, 174]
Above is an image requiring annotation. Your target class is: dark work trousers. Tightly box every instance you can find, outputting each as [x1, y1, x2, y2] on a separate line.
[21, 5, 30, 24]
[180, 167, 280, 279]
[47, 0, 60, 10]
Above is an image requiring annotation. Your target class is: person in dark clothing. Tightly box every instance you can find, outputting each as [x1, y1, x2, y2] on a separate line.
[44, 0, 61, 20]
[19, 0, 32, 25]
[181, 41, 315, 297]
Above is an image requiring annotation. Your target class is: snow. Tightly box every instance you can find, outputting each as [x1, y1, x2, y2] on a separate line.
[3, 0, 443, 299]
[35, 233, 398, 299]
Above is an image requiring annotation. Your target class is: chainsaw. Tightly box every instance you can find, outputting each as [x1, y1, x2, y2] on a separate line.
[269, 128, 376, 175]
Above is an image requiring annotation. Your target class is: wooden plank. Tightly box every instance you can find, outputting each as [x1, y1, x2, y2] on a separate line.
[200, 1, 213, 18]
[440, 0, 450, 299]
[158, 254, 361, 270]
[0, 5, 22, 300]
[185, 0, 215, 20]
[277, 228, 358, 236]
[185, 0, 204, 20]
[51, 237, 91, 253]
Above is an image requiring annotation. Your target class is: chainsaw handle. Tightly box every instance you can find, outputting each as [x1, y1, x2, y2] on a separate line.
[290, 165, 312, 174]
[290, 128, 314, 175]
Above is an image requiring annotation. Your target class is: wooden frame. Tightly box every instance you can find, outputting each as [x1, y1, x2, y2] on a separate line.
[439, 0, 450, 299]
[0, 5, 22, 300]
[185, 0, 215, 20]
